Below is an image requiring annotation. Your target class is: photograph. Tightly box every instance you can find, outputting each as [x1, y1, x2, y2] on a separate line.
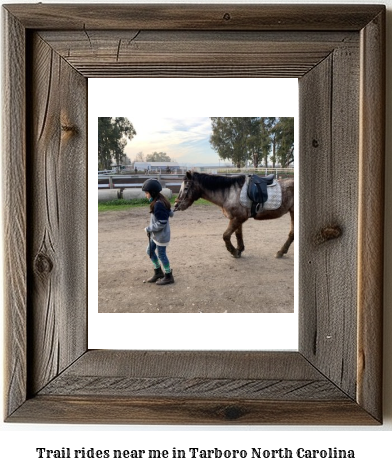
[97, 116, 295, 314]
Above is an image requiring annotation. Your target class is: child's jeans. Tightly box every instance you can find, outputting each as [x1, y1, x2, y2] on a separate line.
[147, 240, 170, 272]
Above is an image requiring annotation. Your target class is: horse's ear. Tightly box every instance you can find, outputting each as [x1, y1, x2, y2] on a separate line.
[186, 171, 192, 179]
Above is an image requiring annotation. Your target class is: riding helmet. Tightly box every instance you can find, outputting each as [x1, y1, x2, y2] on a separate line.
[142, 179, 162, 197]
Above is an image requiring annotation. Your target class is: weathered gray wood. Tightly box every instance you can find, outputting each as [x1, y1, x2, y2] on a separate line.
[38, 30, 358, 78]
[59, 350, 322, 379]
[4, 4, 384, 31]
[2, 3, 384, 425]
[9, 351, 379, 424]
[28, 33, 87, 395]
[40, 30, 359, 51]
[40, 377, 347, 400]
[2, 9, 27, 419]
[52, 66, 302, 79]
[299, 39, 360, 399]
[357, 9, 385, 422]
[9, 396, 379, 425]
[38, 351, 347, 400]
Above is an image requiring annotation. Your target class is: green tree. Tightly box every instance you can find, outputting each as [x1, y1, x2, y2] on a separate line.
[258, 117, 294, 168]
[210, 117, 257, 168]
[258, 118, 273, 167]
[98, 117, 136, 170]
[146, 151, 171, 162]
[245, 118, 264, 168]
[274, 117, 294, 167]
[209, 117, 294, 169]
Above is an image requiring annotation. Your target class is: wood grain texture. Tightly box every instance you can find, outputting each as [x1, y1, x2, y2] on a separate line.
[4, 4, 384, 31]
[2, 9, 28, 419]
[39, 377, 346, 400]
[58, 350, 327, 378]
[357, 9, 385, 422]
[37, 351, 347, 400]
[299, 39, 360, 399]
[9, 396, 378, 425]
[8, 351, 378, 424]
[38, 30, 358, 78]
[2, 4, 384, 425]
[27, 33, 87, 395]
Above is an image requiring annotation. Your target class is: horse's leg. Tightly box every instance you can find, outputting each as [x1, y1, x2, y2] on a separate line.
[234, 223, 245, 257]
[276, 209, 294, 258]
[223, 218, 243, 258]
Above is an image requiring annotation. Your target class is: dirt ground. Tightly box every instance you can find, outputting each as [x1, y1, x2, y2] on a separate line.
[98, 204, 294, 313]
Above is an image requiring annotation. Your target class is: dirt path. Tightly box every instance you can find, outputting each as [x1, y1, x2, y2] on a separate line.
[98, 204, 294, 313]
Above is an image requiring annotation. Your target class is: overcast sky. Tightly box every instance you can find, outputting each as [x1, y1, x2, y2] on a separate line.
[124, 117, 218, 165]
[90, 78, 298, 165]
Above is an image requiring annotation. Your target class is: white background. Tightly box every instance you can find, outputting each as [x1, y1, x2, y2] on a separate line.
[1, 1, 391, 473]
[88, 77, 299, 351]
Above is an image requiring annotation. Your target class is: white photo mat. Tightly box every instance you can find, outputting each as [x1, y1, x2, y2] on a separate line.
[89, 78, 299, 350]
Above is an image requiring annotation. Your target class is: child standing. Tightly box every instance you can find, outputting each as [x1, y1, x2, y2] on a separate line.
[142, 179, 174, 285]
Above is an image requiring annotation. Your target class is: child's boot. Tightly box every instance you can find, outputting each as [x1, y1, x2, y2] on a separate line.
[147, 267, 164, 283]
[156, 271, 174, 285]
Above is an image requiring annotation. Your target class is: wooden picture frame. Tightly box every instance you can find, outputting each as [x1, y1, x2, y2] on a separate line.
[3, 4, 385, 424]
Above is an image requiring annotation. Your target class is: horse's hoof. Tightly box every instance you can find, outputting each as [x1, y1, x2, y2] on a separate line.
[232, 250, 242, 258]
[275, 251, 284, 258]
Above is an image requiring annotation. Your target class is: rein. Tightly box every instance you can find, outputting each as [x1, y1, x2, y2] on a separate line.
[147, 231, 152, 257]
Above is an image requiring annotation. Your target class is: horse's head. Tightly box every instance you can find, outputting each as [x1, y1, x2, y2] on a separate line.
[174, 171, 201, 211]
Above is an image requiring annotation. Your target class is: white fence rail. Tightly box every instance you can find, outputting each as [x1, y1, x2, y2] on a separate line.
[98, 168, 294, 190]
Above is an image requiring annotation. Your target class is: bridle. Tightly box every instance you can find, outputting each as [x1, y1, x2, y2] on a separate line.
[174, 179, 192, 210]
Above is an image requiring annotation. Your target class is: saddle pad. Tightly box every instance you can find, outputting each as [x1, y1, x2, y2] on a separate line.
[240, 176, 282, 211]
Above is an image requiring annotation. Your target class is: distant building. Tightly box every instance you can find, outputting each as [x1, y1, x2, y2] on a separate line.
[133, 162, 181, 173]
[110, 164, 132, 173]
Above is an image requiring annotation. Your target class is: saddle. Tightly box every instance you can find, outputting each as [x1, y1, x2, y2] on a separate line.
[247, 174, 275, 217]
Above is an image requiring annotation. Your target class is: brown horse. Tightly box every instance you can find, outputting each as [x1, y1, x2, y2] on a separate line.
[174, 171, 294, 258]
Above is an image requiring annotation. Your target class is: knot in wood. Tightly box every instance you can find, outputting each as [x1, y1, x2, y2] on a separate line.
[223, 13, 231, 21]
[61, 124, 77, 134]
[314, 225, 342, 245]
[34, 252, 53, 275]
[312, 139, 319, 148]
[223, 405, 244, 420]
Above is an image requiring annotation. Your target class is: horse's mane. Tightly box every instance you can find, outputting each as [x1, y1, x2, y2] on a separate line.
[191, 172, 245, 191]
